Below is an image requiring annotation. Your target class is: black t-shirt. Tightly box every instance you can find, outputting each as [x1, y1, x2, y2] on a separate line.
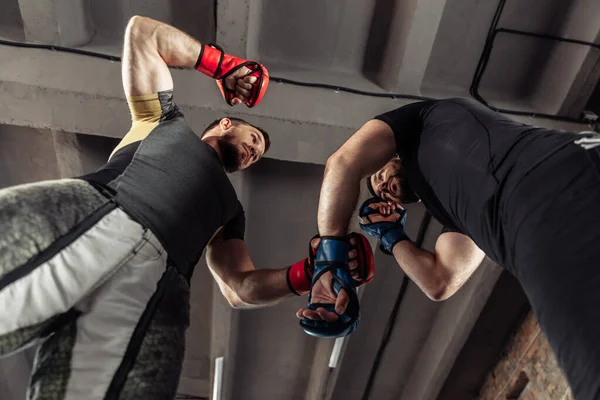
[374, 98, 576, 265]
[79, 116, 245, 276]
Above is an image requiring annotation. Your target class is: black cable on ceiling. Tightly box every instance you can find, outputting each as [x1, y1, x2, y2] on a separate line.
[470, 0, 507, 105]
[361, 212, 432, 400]
[0, 38, 121, 61]
[0, 36, 592, 125]
[469, 0, 600, 125]
[213, 0, 218, 38]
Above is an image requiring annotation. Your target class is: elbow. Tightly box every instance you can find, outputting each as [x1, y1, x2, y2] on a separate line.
[325, 151, 360, 177]
[326, 151, 351, 169]
[125, 15, 144, 36]
[424, 280, 455, 302]
[222, 289, 247, 309]
[426, 288, 452, 302]
[125, 16, 153, 44]
[225, 284, 255, 309]
[226, 296, 244, 309]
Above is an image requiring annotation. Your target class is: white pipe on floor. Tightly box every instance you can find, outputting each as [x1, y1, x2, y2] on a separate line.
[329, 337, 345, 369]
[213, 356, 224, 400]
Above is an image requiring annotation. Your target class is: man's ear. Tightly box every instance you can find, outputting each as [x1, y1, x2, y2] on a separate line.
[219, 118, 232, 132]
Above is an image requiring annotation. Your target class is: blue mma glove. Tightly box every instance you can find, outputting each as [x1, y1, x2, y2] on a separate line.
[358, 197, 410, 255]
[299, 236, 360, 338]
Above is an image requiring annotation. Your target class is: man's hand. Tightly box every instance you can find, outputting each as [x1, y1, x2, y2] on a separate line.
[358, 197, 410, 255]
[196, 44, 270, 107]
[225, 67, 259, 106]
[359, 200, 400, 222]
[296, 272, 350, 322]
[287, 235, 362, 296]
[295, 235, 360, 322]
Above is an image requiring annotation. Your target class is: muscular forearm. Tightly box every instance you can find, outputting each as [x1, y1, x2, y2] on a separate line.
[206, 240, 295, 309]
[318, 155, 362, 236]
[233, 269, 294, 309]
[392, 241, 449, 301]
[317, 120, 397, 236]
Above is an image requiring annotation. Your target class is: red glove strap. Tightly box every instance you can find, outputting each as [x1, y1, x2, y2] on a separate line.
[286, 258, 313, 296]
[195, 44, 224, 78]
[350, 232, 375, 286]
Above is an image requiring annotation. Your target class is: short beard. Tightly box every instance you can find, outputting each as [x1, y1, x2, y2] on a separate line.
[219, 138, 242, 172]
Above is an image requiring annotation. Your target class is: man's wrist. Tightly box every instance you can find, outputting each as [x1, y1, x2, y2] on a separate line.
[315, 236, 350, 264]
[380, 228, 410, 255]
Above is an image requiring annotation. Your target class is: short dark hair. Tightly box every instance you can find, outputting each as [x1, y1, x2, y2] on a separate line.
[201, 118, 271, 153]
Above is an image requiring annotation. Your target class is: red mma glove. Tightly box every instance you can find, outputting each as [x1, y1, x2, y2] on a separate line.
[195, 43, 269, 108]
[286, 233, 375, 296]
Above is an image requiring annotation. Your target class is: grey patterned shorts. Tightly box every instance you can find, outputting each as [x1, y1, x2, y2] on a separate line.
[0, 179, 190, 400]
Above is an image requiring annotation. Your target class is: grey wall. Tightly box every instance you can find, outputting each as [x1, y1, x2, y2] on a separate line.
[0, 125, 59, 188]
[76, 133, 118, 173]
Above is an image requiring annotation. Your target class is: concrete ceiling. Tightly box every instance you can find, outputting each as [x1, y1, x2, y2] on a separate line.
[0, 1, 598, 399]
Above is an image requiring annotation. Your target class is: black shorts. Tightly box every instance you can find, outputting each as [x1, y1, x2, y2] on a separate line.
[504, 142, 600, 400]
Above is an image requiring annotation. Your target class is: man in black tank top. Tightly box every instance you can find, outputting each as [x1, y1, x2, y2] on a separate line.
[0, 16, 378, 399]
[298, 98, 600, 399]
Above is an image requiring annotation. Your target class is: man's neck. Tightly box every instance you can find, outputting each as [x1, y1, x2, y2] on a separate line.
[201, 136, 226, 170]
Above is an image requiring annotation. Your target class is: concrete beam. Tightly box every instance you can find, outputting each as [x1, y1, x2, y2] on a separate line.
[400, 259, 503, 400]
[531, 27, 600, 116]
[394, 0, 448, 94]
[17, 0, 93, 47]
[0, 45, 589, 168]
[367, 0, 421, 91]
[558, 39, 600, 118]
[304, 339, 335, 400]
[557, 18, 600, 117]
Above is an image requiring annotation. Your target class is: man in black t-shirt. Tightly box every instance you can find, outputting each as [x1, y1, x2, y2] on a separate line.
[0, 16, 378, 399]
[298, 98, 600, 399]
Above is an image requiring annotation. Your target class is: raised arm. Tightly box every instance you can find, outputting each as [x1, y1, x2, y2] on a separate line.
[122, 16, 202, 96]
[112, 16, 258, 156]
[318, 120, 397, 236]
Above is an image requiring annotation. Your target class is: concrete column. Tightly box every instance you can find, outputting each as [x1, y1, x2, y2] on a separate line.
[206, 171, 247, 400]
[178, 256, 212, 398]
[400, 259, 503, 400]
[52, 131, 84, 178]
[18, 0, 93, 47]
[305, 339, 335, 400]
[217, 0, 250, 58]
[208, 279, 240, 400]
